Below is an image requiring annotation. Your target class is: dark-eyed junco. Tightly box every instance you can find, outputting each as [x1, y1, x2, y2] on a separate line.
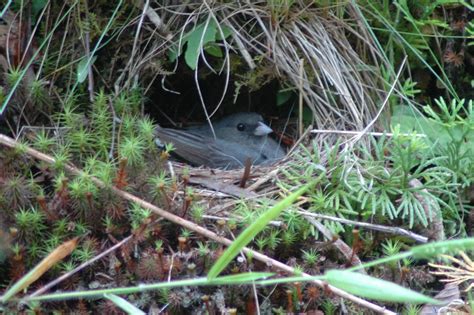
[155, 112, 286, 169]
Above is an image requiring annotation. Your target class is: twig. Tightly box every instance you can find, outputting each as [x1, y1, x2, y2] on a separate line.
[304, 215, 366, 274]
[135, 0, 163, 31]
[239, 158, 252, 188]
[188, 176, 258, 199]
[351, 56, 407, 143]
[287, 124, 313, 156]
[228, 25, 256, 69]
[0, 133, 394, 314]
[203, 215, 283, 228]
[299, 211, 428, 243]
[107, 97, 118, 159]
[246, 168, 280, 192]
[298, 58, 304, 138]
[311, 129, 427, 138]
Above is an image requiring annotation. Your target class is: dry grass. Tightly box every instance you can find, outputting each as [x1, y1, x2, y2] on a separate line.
[124, 1, 391, 130]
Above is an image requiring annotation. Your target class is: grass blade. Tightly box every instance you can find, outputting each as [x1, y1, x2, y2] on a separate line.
[207, 179, 319, 279]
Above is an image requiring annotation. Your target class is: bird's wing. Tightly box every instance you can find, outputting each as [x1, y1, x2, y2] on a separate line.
[208, 138, 251, 169]
[155, 126, 286, 169]
[155, 127, 250, 169]
[155, 126, 214, 166]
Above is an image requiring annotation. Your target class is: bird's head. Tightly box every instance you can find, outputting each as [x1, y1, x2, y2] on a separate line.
[212, 112, 274, 140]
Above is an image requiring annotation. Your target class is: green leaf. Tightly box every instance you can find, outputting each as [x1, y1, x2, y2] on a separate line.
[208, 272, 274, 285]
[168, 44, 180, 63]
[77, 56, 97, 83]
[325, 270, 440, 304]
[276, 90, 293, 106]
[168, 31, 192, 63]
[391, 105, 450, 145]
[410, 238, 474, 260]
[204, 43, 223, 58]
[32, 0, 48, 18]
[104, 294, 145, 315]
[168, 20, 231, 67]
[23, 273, 272, 302]
[215, 25, 233, 40]
[184, 20, 218, 70]
[415, 18, 449, 29]
[207, 179, 319, 279]
[303, 107, 313, 126]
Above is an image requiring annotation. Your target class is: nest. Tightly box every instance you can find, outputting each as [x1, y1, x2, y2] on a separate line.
[124, 1, 389, 130]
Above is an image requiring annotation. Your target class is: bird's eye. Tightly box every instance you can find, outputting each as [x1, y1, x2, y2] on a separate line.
[237, 123, 245, 131]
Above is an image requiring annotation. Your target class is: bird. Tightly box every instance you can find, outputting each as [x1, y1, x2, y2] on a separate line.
[155, 112, 286, 169]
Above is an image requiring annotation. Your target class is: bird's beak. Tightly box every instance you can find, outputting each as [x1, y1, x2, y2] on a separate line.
[254, 121, 273, 136]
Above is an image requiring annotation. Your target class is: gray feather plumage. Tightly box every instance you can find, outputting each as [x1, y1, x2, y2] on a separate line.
[155, 113, 286, 169]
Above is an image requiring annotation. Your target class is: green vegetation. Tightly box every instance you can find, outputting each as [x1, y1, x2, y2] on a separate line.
[0, 0, 472, 314]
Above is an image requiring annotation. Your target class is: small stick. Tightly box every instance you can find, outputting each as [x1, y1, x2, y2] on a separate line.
[299, 210, 428, 243]
[311, 129, 427, 138]
[298, 58, 304, 138]
[203, 215, 283, 228]
[239, 158, 252, 188]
